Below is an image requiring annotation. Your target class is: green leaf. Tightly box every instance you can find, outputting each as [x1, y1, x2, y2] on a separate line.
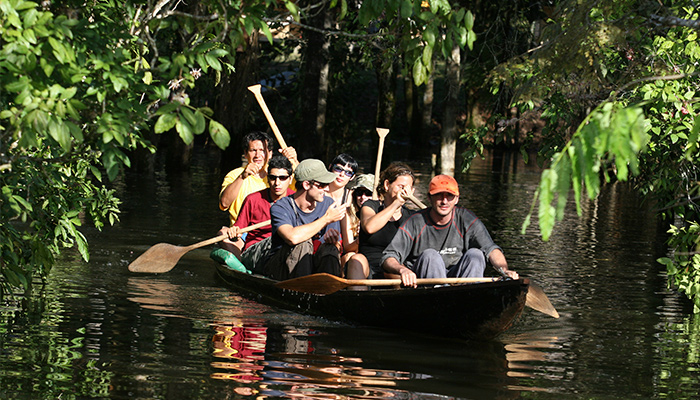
[464, 10, 474, 31]
[154, 113, 177, 133]
[412, 59, 427, 86]
[176, 117, 194, 144]
[209, 120, 230, 150]
[193, 110, 206, 134]
[48, 118, 71, 151]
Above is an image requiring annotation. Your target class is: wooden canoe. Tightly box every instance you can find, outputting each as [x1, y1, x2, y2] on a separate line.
[215, 264, 529, 340]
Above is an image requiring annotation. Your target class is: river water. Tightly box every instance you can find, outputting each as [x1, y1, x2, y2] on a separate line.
[1, 148, 699, 399]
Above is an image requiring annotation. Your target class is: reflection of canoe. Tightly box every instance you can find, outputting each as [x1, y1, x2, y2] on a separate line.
[216, 264, 528, 340]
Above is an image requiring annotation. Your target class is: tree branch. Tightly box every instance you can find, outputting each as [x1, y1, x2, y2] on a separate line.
[650, 14, 700, 29]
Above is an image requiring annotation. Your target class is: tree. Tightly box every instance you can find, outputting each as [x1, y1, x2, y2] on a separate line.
[0, 0, 299, 296]
[486, 1, 700, 310]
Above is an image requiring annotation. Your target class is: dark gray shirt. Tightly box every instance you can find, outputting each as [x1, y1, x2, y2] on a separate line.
[381, 206, 501, 270]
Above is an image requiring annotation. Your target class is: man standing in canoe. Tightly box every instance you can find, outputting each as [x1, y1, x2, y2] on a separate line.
[262, 159, 349, 280]
[381, 174, 519, 287]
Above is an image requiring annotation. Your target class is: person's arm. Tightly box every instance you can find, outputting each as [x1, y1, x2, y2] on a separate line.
[340, 212, 358, 253]
[380, 220, 417, 287]
[382, 257, 417, 287]
[488, 248, 519, 279]
[219, 163, 261, 210]
[276, 202, 346, 246]
[279, 146, 299, 170]
[360, 199, 403, 234]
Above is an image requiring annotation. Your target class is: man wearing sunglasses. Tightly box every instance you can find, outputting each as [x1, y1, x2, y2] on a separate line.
[217, 155, 295, 272]
[381, 174, 519, 287]
[262, 158, 349, 280]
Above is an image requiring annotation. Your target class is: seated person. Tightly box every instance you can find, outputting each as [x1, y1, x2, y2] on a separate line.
[346, 163, 416, 280]
[262, 159, 349, 280]
[326, 153, 358, 202]
[217, 155, 295, 273]
[381, 175, 519, 287]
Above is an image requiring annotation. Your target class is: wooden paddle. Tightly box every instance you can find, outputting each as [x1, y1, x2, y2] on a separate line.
[498, 270, 559, 318]
[372, 128, 390, 199]
[275, 273, 500, 295]
[248, 84, 288, 149]
[128, 220, 271, 274]
[405, 193, 427, 209]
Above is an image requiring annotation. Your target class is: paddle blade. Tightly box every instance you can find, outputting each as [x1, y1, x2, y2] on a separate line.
[128, 243, 185, 274]
[275, 273, 347, 295]
[526, 282, 559, 318]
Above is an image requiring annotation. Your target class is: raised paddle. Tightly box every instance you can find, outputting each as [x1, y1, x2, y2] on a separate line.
[275, 273, 500, 295]
[248, 84, 288, 149]
[372, 128, 390, 199]
[405, 193, 427, 209]
[128, 220, 271, 273]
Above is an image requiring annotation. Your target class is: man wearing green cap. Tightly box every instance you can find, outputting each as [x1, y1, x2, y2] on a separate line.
[262, 159, 349, 280]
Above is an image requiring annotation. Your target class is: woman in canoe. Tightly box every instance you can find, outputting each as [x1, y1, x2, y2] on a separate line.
[322, 154, 359, 265]
[345, 162, 416, 280]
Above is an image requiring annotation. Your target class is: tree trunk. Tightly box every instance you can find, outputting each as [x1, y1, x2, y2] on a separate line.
[440, 44, 461, 176]
[420, 64, 434, 155]
[215, 31, 260, 172]
[375, 58, 396, 129]
[299, 2, 332, 159]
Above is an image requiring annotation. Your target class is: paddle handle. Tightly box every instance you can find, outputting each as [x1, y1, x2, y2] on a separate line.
[248, 84, 288, 149]
[348, 277, 499, 286]
[373, 128, 389, 199]
[185, 220, 271, 251]
[405, 194, 427, 209]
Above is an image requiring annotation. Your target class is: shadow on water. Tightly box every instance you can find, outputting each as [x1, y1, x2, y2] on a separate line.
[2, 149, 700, 399]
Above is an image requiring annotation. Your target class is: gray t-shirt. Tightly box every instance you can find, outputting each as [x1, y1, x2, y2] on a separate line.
[381, 206, 501, 270]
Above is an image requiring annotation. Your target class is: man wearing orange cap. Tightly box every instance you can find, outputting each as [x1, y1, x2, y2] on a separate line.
[381, 174, 519, 287]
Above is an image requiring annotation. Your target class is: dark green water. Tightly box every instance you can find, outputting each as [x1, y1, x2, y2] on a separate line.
[1, 148, 699, 399]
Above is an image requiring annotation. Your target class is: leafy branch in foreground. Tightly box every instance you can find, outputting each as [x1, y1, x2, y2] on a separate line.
[521, 102, 649, 241]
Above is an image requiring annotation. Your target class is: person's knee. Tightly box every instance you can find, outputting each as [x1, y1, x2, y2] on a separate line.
[421, 248, 441, 260]
[466, 248, 485, 263]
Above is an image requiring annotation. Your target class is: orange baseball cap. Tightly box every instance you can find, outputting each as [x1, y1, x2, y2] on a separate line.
[429, 174, 460, 196]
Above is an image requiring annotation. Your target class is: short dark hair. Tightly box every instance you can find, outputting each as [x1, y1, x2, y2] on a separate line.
[242, 131, 272, 152]
[329, 153, 358, 173]
[267, 154, 293, 176]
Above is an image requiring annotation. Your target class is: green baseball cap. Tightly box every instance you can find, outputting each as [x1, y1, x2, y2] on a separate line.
[348, 174, 374, 191]
[295, 159, 338, 184]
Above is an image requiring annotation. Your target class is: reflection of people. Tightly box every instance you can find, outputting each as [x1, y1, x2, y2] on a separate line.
[217, 155, 295, 273]
[381, 174, 519, 287]
[219, 131, 298, 225]
[346, 163, 416, 280]
[262, 159, 348, 280]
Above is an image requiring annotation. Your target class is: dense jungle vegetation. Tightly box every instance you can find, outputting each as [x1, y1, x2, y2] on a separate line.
[1, 0, 700, 311]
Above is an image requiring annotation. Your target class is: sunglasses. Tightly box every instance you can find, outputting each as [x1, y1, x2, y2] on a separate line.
[268, 174, 290, 182]
[312, 181, 329, 189]
[331, 165, 355, 178]
[354, 188, 372, 197]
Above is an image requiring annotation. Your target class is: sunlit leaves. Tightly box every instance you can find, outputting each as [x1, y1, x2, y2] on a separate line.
[523, 103, 650, 240]
[658, 223, 700, 313]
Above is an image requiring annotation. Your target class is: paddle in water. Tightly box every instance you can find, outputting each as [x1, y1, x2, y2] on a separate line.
[128, 220, 270, 273]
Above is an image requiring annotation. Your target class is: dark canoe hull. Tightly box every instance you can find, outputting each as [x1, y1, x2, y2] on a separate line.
[216, 264, 528, 340]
